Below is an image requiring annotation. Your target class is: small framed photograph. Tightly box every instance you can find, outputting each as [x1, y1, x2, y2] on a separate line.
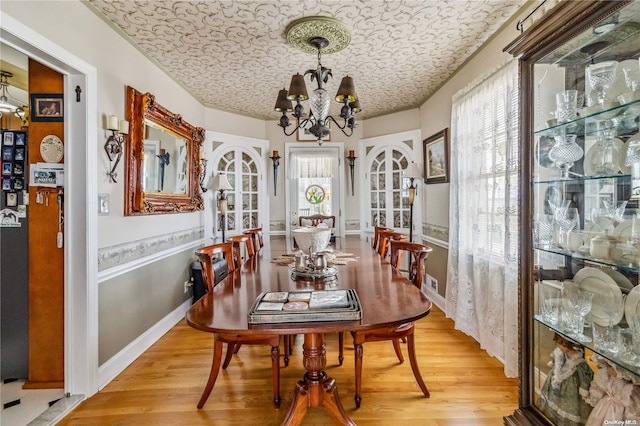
[297, 120, 331, 142]
[423, 128, 450, 184]
[6, 192, 17, 207]
[2, 147, 12, 161]
[14, 148, 24, 161]
[13, 177, 23, 190]
[13, 163, 23, 176]
[30, 94, 64, 122]
[2, 163, 11, 176]
[2, 178, 11, 191]
[15, 132, 25, 146]
[3, 131, 14, 146]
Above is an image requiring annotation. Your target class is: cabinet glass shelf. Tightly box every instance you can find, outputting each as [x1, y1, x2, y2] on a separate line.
[534, 173, 631, 185]
[534, 98, 640, 138]
[534, 315, 640, 377]
[534, 245, 640, 275]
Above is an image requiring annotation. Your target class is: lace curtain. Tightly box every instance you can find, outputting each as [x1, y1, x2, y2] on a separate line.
[445, 59, 520, 378]
[289, 150, 335, 179]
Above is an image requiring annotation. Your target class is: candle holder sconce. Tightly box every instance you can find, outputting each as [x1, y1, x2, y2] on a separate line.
[104, 115, 129, 183]
[346, 150, 357, 196]
[199, 157, 208, 193]
[270, 151, 281, 196]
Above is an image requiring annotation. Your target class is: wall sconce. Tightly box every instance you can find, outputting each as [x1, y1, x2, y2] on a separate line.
[346, 149, 357, 196]
[104, 114, 129, 183]
[269, 150, 281, 196]
[199, 151, 208, 193]
[206, 173, 233, 241]
[403, 162, 422, 242]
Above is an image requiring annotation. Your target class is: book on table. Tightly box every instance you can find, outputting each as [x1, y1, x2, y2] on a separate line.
[249, 289, 361, 323]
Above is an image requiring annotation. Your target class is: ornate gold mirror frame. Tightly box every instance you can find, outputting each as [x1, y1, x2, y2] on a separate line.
[124, 85, 205, 215]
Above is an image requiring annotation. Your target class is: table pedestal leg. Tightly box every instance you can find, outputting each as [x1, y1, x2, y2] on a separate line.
[282, 333, 355, 426]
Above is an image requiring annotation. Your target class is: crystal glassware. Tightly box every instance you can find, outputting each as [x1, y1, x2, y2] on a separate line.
[556, 207, 579, 248]
[587, 61, 619, 106]
[556, 90, 578, 123]
[533, 213, 554, 246]
[623, 67, 640, 92]
[620, 315, 640, 367]
[602, 199, 628, 224]
[548, 134, 583, 177]
[591, 120, 619, 176]
[561, 287, 593, 342]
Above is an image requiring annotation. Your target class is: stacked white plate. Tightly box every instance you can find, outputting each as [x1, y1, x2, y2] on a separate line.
[625, 286, 640, 325]
[612, 219, 634, 242]
[573, 267, 624, 326]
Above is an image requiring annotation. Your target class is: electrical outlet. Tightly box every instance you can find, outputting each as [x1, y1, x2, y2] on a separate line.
[426, 274, 438, 293]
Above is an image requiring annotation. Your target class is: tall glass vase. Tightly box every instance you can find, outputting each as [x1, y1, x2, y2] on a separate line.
[548, 134, 583, 178]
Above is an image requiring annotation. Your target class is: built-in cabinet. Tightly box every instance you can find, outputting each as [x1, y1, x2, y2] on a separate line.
[505, 1, 640, 424]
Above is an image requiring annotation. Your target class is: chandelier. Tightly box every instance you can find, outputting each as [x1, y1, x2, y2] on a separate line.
[274, 16, 361, 145]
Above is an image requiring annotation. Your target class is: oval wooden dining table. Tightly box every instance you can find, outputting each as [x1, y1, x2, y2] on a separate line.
[186, 237, 432, 426]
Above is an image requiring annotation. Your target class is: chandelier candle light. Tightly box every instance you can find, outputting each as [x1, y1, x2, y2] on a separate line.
[274, 16, 361, 145]
[270, 150, 281, 196]
[104, 114, 129, 183]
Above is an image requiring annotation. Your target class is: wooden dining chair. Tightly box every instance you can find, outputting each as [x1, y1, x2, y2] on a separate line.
[372, 226, 393, 251]
[194, 242, 237, 293]
[377, 230, 408, 258]
[348, 240, 433, 408]
[243, 227, 264, 251]
[194, 246, 286, 409]
[336, 228, 406, 365]
[228, 234, 255, 262]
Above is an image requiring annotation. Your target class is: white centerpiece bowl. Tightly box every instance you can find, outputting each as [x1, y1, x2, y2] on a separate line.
[293, 227, 332, 254]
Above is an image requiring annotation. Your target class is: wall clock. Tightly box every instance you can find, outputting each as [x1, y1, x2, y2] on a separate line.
[40, 134, 63, 163]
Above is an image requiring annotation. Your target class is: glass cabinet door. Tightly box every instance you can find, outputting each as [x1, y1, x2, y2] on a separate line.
[507, 1, 640, 425]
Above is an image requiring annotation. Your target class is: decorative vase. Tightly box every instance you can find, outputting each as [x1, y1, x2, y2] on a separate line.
[548, 134, 583, 178]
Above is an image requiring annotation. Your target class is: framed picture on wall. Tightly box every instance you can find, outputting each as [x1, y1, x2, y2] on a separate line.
[2, 147, 12, 161]
[30, 93, 64, 122]
[15, 132, 25, 146]
[423, 128, 450, 184]
[3, 131, 14, 146]
[297, 120, 331, 142]
[6, 192, 17, 207]
[2, 178, 10, 191]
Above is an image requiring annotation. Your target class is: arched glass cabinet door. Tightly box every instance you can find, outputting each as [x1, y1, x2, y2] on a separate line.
[367, 147, 411, 232]
[361, 130, 421, 241]
[215, 148, 262, 235]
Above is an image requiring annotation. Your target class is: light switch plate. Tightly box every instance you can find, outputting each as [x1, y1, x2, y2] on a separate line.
[98, 193, 109, 215]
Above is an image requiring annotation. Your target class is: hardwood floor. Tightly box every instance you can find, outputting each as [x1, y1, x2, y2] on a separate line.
[57, 305, 517, 425]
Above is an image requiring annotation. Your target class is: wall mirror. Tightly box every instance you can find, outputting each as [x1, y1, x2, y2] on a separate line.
[124, 86, 205, 215]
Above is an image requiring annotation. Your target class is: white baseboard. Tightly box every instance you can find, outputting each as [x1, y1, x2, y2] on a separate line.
[97, 299, 192, 389]
[424, 286, 446, 313]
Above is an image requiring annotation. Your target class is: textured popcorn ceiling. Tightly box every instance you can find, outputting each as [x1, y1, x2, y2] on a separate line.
[85, 1, 527, 120]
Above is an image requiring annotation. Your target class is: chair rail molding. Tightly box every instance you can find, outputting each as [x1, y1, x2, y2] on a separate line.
[98, 227, 204, 280]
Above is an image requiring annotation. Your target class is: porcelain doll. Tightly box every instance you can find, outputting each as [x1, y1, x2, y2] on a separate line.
[538, 334, 594, 426]
[584, 355, 640, 425]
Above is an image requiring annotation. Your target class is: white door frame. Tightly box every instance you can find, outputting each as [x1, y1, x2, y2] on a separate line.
[1, 13, 99, 396]
[205, 131, 269, 243]
[284, 142, 345, 241]
[359, 130, 422, 241]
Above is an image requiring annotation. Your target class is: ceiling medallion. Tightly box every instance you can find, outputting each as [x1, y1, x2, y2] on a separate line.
[286, 16, 352, 55]
[275, 16, 360, 145]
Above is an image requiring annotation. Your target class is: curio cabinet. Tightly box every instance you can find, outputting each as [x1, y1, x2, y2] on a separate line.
[505, 1, 640, 425]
